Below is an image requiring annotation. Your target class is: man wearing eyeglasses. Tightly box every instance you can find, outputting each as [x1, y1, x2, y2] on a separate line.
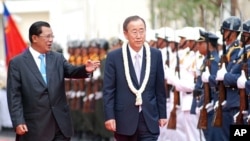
[7, 21, 100, 141]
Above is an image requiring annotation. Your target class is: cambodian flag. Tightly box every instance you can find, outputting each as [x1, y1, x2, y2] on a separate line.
[2, 2, 27, 67]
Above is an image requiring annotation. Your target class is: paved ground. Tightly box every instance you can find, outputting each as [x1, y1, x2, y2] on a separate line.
[0, 128, 113, 141]
[0, 128, 15, 141]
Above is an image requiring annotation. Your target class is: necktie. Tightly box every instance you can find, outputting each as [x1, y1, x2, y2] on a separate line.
[134, 54, 141, 83]
[39, 54, 47, 84]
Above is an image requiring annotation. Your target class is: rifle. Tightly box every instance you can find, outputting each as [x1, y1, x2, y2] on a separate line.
[197, 31, 212, 129]
[212, 40, 227, 127]
[235, 36, 249, 124]
[165, 42, 172, 99]
[167, 42, 180, 129]
[212, 3, 227, 127]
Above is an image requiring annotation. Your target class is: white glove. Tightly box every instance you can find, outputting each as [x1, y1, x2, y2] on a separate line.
[196, 69, 201, 77]
[205, 101, 214, 112]
[237, 70, 247, 89]
[165, 67, 176, 85]
[176, 105, 182, 114]
[201, 66, 210, 83]
[233, 111, 248, 123]
[164, 66, 169, 80]
[195, 107, 201, 115]
[214, 100, 227, 110]
[171, 72, 180, 86]
[216, 63, 227, 81]
[174, 77, 183, 91]
[247, 115, 250, 123]
[92, 68, 101, 80]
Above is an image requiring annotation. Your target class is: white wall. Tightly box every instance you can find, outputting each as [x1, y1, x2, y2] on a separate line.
[0, 0, 152, 60]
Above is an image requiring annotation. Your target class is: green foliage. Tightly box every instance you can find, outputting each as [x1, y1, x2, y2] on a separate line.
[153, 0, 230, 30]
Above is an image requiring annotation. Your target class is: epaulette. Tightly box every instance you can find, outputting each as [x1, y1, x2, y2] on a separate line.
[226, 46, 241, 62]
[237, 51, 250, 64]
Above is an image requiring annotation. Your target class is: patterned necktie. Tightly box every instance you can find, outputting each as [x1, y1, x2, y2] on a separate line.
[39, 54, 47, 84]
[134, 54, 141, 83]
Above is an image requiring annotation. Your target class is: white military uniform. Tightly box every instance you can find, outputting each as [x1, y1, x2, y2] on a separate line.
[0, 60, 12, 130]
[162, 27, 205, 141]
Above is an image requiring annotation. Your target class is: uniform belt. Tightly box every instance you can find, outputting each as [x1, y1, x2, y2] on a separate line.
[225, 86, 238, 90]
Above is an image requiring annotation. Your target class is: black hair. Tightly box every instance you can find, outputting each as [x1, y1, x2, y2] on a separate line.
[28, 21, 50, 43]
[123, 15, 146, 32]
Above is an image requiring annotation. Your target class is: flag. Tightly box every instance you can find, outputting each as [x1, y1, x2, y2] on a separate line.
[2, 2, 27, 67]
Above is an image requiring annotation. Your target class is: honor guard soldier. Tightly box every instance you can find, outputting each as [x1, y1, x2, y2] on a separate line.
[109, 37, 123, 51]
[70, 40, 83, 110]
[93, 38, 113, 141]
[83, 39, 100, 113]
[215, 16, 242, 141]
[77, 40, 89, 112]
[66, 40, 77, 107]
[146, 29, 157, 48]
[236, 19, 250, 124]
[155, 27, 173, 99]
[196, 30, 222, 141]
[98, 39, 109, 89]
[158, 30, 180, 141]
[65, 41, 74, 98]
[164, 27, 206, 141]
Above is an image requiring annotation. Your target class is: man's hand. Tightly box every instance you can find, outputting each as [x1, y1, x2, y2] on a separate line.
[16, 124, 28, 135]
[159, 118, 167, 127]
[85, 60, 100, 73]
[105, 119, 116, 132]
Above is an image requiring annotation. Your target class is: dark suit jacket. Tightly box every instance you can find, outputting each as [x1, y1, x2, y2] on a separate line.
[103, 46, 167, 135]
[7, 49, 89, 141]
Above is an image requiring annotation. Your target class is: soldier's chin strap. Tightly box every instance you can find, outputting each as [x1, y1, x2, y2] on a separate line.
[156, 38, 168, 49]
[190, 42, 197, 51]
[223, 31, 232, 45]
[179, 40, 187, 49]
[241, 34, 250, 46]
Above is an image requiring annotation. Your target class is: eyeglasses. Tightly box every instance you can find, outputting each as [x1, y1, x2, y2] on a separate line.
[39, 34, 55, 39]
[129, 29, 145, 37]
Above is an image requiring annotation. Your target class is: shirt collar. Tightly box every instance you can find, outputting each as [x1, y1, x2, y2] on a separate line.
[29, 46, 41, 59]
[128, 45, 143, 58]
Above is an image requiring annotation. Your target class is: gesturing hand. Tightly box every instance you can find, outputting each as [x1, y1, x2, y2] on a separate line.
[85, 60, 100, 73]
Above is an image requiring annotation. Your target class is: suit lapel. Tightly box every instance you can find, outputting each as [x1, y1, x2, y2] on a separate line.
[139, 47, 146, 86]
[127, 45, 147, 87]
[45, 52, 54, 86]
[24, 50, 46, 86]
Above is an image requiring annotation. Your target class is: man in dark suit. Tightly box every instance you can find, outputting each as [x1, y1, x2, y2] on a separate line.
[7, 21, 100, 141]
[103, 15, 167, 141]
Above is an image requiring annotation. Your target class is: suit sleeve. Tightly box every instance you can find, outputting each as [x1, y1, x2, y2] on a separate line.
[7, 60, 25, 128]
[102, 52, 116, 120]
[62, 54, 90, 78]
